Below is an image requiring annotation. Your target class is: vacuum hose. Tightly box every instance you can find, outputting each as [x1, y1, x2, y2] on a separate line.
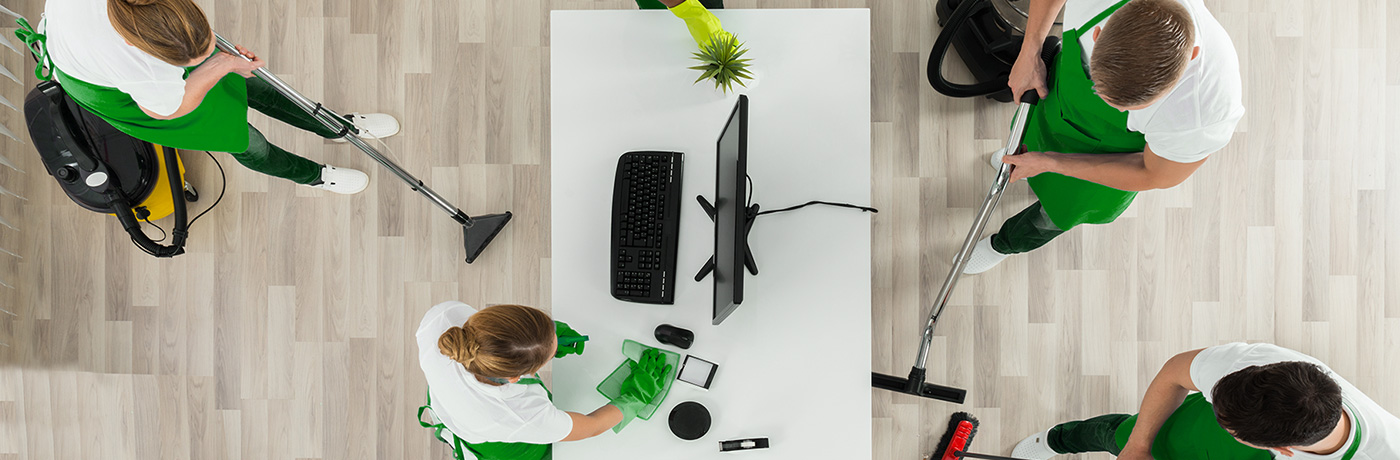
[109, 146, 188, 258]
[927, 0, 1061, 100]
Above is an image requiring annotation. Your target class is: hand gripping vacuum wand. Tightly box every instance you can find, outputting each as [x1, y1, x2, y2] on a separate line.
[871, 89, 1040, 403]
[214, 34, 511, 263]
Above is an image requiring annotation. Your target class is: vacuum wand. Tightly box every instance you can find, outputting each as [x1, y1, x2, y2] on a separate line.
[213, 34, 512, 263]
[872, 90, 1040, 403]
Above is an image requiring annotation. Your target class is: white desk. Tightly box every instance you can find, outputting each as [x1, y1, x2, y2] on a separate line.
[550, 9, 871, 459]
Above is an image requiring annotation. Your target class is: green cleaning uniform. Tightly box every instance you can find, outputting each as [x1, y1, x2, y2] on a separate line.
[419, 377, 554, 460]
[1049, 393, 1272, 459]
[990, 0, 1147, 254]
[16, 20, 340, 185]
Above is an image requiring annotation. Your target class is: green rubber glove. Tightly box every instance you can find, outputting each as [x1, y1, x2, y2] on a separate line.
[554, 320, 588, 358]
[609, 349, 673, 433]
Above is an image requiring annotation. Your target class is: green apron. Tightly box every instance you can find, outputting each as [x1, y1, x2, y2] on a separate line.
[1114, 394, 1365, 459]
[1022, 0, 1146, 230]
[1113, 393, 1271, 459]
[418, 377, 554, 460]
[15, 19, 251, 153]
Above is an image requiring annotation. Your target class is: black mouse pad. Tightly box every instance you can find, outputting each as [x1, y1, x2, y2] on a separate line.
[668, 401, 711, 441]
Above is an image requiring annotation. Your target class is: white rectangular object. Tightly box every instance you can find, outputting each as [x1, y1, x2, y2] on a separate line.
[551, 9, 871, 460]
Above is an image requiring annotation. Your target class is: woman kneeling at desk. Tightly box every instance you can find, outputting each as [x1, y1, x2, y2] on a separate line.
[416, 301, 663, 460]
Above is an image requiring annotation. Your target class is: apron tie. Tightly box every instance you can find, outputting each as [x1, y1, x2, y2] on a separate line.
[14, 17, 53, 81]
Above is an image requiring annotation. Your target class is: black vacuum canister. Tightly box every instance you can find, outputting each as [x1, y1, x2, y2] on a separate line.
[668, 401, 711, 441]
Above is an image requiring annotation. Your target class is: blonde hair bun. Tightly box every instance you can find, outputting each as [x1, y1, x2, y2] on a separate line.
[437, 325, 478, 366]
[122, 0, 160, 5]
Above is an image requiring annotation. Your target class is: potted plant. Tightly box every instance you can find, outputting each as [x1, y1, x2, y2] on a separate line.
[688, 33, 754, 93]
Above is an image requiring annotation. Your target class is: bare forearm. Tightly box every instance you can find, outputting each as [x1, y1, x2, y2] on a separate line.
[659, 0, 685, 7]
[560, 405, 623, 442]
[1044, 151, 1166, 191]
[1021, 0, 1066, 50]
[1122, 373, 1191, 454]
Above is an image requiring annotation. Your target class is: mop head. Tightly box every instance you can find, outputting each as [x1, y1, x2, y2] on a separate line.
[932, 412, 979, 460]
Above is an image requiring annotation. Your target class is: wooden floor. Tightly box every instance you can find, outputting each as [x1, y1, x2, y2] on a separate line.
[1, 0, 1395, 459]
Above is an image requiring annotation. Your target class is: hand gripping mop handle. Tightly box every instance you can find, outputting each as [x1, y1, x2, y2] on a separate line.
[912, 90, 1040, 370]
[212, 34, 477, 227]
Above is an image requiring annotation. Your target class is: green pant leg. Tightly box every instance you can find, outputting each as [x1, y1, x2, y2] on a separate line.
[228, 124, 323, 184]
[1047, 413, 1133, 455]
[245, 76, 347, 139]
[990, 201, 1069, 254]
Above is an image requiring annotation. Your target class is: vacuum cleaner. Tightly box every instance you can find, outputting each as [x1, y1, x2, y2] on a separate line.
[928, 0, 1060, 102]
[24, 79, 197, 258]
[872, 3, 1063, 403]
[213, 34, 511, 264]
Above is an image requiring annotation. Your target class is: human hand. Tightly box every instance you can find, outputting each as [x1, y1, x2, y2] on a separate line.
[620, 349, 671, 403]
[1000, 148, 1057, 183]
[1008, 46, 1048, 104]
[554, 320, 588, 358]
[210, 44, 265, 77]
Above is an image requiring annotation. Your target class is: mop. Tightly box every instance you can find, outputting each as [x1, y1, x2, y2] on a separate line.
[214, 35, 511, 263]
[930, 412, 1029, 460]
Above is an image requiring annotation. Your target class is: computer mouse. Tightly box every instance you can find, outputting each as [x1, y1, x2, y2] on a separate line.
[654, 324, 694, 349]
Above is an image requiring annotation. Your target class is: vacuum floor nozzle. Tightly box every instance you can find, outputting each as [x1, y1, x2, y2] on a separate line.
[463, 212, 512, 263]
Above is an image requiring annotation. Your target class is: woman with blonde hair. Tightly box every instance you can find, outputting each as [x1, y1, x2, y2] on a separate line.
[28, 0, 400, 194]
[416, 301, 669, 460]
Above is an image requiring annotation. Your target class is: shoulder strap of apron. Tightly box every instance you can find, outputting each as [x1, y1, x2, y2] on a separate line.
[1340, 402, 1363, 460]
[13, 18, 53, 81]
[417, 378, 552, 460]
[418, 389, 471, 460]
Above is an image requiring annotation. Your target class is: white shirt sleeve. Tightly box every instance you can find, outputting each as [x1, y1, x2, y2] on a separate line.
[506, 393, 575, 443]
[1143, 117, 1239, 164]
[116, 79, 188, 117]
[1189, 342, 1324, 403]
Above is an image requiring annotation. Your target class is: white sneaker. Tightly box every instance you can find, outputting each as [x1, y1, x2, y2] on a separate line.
[307, 165, 369, 194]
[989, 147, 1008, 170]
[1011, 429, 1058, 460]
[961, 236, 1009, 274]
[332, 113, 400, 141]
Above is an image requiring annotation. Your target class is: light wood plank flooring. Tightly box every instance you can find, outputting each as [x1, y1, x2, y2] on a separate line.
[1, 0, 1395, 459]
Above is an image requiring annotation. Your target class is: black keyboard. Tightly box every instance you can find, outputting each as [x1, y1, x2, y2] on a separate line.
[611, 151, 684, 304]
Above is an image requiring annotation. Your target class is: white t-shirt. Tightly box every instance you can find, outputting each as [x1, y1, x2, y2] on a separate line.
[1064, 0, 1245, 163]
[42, 0, 190, 116]
[1191, 343, 1400, 460]
[416, 301, 573, 445]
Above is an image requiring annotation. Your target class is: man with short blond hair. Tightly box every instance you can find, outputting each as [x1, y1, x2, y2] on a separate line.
[962, 0, 1244, 273]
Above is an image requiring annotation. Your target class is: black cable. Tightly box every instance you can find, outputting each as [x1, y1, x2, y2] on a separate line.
[187, 151, 226, 229]
[757, 201, 878, 216]
[141, 217, 167, 242]
[745, 174, 878, 217]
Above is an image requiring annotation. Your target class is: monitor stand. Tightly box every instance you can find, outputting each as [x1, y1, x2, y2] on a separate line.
[694, 195, 760, 282]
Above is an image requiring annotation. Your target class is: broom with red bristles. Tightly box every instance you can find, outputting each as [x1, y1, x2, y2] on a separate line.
[930, 413, 1030, 460]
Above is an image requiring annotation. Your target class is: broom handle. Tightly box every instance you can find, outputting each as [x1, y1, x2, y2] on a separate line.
[213, 34, 477, 226]
[958, 452, 1031, 460]
[912, 94, 1036, 370]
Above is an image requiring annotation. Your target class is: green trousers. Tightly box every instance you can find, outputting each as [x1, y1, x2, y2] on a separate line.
[1047, 413, 1132, 455]
[636, 0, 724, 9]
[990, 201, 1068, 254]
[233, 77, 348, 184]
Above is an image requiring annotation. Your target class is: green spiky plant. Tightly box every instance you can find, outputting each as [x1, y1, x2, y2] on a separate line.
[689, 33, 754, 93]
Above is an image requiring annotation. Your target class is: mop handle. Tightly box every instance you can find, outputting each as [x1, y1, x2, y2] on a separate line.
[211, 34, 475, 225]
[911, 91, 1038, 371]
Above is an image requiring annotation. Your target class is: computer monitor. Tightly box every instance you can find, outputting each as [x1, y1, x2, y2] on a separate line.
[712, 95, 751, 325]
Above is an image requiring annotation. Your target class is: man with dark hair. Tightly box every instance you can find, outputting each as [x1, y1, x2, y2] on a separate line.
[962, 0, 1245, 273]
[1010, 343, 1400, 459]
